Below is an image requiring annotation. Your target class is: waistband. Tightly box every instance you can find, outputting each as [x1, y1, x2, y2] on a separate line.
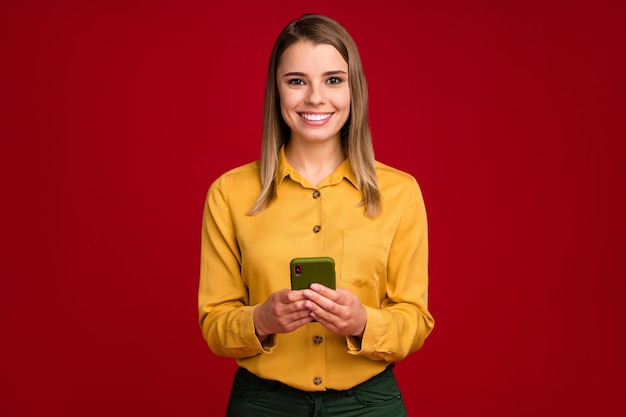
[235, 363, 396, 394]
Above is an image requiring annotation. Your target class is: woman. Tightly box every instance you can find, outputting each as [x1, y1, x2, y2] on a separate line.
[198, 13, 434, 416]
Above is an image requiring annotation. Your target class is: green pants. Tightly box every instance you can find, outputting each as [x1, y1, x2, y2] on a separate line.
[225, 365, 409, 417]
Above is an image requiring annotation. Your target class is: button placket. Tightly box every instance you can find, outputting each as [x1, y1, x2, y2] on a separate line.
[312, 190, 322, 233]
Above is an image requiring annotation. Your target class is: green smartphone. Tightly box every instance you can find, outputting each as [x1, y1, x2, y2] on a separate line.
[290, 257, 336, 290]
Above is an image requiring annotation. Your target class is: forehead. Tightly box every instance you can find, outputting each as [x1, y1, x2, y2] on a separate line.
[277, 41, 347, 73]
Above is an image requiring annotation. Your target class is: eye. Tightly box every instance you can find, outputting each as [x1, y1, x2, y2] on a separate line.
[287, 78, 305, 85]
[326, 77, 344, 85]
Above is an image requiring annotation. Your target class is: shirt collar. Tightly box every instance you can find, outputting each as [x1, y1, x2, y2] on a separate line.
[275, 146, 360, 190]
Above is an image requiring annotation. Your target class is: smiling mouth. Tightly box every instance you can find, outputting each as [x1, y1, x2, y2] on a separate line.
[299, 113, 332, 121]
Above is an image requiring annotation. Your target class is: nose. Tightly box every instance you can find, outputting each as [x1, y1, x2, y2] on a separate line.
[305, 83, 325, 105]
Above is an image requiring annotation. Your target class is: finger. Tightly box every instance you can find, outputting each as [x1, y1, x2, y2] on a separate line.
[308, 284, 339, 301]
[272, 307, 314, 333]
[307, 304, 335, 327]
[284, 310, 315, 326]
[304, 297, 346, 328]
[303, 290, 339, 315]
[308, 308, 347, 335]
[279, 299, 315, 321]
[280, 289, 309, 302]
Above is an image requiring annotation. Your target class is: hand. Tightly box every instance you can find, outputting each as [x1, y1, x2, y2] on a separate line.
[303, 284, 367, 337]
[253, 289, 313, 340]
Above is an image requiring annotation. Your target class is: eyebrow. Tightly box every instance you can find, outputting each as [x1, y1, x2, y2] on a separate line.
[282, 70, 348, 77]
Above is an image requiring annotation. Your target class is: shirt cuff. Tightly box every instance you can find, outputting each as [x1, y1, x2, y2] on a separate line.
[347, 306, 382, 355]
[245, 306, 277, 353]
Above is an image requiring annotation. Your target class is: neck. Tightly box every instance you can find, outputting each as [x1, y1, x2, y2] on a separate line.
[285, 141, 345, 187]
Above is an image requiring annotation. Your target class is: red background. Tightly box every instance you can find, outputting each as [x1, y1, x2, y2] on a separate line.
[1, 1, 625, 416]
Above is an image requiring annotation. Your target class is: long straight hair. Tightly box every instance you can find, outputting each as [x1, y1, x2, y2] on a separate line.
[248, 14, 381, 217]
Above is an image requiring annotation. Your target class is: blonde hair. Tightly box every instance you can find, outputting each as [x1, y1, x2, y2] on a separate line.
[248, 14, 381, 217]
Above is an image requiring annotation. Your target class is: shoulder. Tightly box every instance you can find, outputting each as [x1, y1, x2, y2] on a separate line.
[210, 161, 260, 187]
[219, 160, 260, 180]
[375, 160, 420, 188]
[375, 161, 427, 211]
[206, 161, 261, 202]
[375, 160, 426, 203]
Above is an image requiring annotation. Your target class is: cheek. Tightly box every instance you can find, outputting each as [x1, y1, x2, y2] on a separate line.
[335, 92, 351, 121]
[334, 89, 351, 112]
[279, 100, 298, 130]
[277, 92, 292, 121]
[278, 90, 298, 114]
[281, 108, 295, 129]
[341, 95, 351, 112]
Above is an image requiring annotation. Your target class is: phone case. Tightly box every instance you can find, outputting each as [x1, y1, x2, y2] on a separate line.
[290, 257, 336, 290]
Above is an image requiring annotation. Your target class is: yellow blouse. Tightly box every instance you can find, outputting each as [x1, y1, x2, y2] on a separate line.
[198, 147, 434, 391]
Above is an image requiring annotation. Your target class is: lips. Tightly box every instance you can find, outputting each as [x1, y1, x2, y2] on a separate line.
[299, 113, 332, 121]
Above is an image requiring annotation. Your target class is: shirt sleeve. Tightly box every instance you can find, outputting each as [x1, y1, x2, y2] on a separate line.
[347, 178, 434, 361]
[197, 175, 276, 358]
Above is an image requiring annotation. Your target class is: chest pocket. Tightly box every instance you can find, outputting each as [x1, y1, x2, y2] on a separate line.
[340, 230, 387, 288]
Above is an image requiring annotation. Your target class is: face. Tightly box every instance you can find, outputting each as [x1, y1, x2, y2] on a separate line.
[276, 41, 350, 145]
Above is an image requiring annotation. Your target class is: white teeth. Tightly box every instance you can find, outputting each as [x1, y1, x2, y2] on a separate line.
[301, 113, 331, 121]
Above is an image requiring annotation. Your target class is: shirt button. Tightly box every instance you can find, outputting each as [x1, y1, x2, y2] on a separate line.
[312, 190, 321, 199]
[313, 376, 322, 385]
[313, 225, 321, 233]
[313, 335, 323, 345]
